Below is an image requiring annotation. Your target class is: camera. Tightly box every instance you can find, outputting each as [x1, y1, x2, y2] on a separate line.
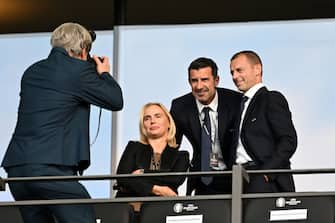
[89, 30, 97, 42]
[87, 30, 103, 64]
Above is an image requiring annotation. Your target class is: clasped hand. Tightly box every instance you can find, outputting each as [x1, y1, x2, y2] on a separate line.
[93, 55, 110, 75]
[131, 169, 177, 197]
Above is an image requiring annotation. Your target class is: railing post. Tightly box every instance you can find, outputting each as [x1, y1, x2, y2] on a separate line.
[0, 177, 5, 191]
[231, 165, 249, 223]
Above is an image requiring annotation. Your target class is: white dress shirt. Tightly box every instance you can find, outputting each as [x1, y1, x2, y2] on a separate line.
[235, 83, 265, 164]
[196, 91, 227, 170]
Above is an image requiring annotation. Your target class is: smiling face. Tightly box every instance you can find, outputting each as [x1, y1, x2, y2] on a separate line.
[189, 66, 219, 105]
[142, 104, 170, 140]
[230, 54, 262, 93]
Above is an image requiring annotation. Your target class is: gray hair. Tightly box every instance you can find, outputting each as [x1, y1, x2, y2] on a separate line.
[50, 22, 92, 57]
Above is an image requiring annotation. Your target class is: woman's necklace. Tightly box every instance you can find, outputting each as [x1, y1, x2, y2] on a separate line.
[151, 153, 161, 170]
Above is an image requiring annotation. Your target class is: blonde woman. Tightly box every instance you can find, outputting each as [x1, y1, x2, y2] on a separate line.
[116, 102, 189, 198]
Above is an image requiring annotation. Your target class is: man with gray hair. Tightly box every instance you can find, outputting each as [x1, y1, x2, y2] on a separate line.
[1, 22, 123, 223]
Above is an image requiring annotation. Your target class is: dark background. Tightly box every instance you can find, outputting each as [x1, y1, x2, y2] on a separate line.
[1, 0, 335, 34]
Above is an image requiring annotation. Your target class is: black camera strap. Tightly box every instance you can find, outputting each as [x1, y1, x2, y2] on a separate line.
[90, 107, 102, 146]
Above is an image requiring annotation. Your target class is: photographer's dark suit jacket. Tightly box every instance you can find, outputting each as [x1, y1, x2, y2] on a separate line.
[234, 87, 297, 192]
[1, 47, 123, 172]
[170, 88, 242, 194]
[116, 141, 189, 197]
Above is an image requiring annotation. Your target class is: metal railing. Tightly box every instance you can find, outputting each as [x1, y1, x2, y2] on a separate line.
[1, 166, 335, 223]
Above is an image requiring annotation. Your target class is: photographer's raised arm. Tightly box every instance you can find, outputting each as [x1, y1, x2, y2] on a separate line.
[78, 58, 123, 111]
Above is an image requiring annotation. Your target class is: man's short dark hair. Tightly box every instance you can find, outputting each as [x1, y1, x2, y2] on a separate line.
[230, 50, 262, 66]
[188, 57, 218, 79]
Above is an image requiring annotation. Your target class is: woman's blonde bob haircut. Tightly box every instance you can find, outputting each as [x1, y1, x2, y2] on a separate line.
[139, 102, 177, 148]
[50, 22, 92, 57]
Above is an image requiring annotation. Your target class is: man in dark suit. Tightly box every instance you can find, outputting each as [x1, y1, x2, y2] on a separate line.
[1, 23, 123, 223]
[230, 50, 297, 193]
[170, 57, 242, 195]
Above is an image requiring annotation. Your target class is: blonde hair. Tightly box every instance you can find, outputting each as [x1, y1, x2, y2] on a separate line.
[50, 22, 92, 57]
[139, 102, 177, 148]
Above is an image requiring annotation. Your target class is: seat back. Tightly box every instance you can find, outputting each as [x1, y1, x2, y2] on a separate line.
[94, 203, 135, 223]
[0, 203, 135, 223]
[0, 206, 23, 223]
[139, 199, 231, 223]
[243, 196, 335, 223]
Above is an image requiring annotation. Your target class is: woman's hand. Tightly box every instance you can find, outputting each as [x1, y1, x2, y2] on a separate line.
[132, 169, 144, 174]
[152, 185, 177, 196]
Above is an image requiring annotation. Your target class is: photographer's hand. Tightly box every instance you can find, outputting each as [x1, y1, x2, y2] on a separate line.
[93, 55, 110, 75]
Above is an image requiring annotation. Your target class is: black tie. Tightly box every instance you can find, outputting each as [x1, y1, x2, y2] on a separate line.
[237, 96, 249, 136]
[201, 107, 212, 185]
[240, 96, 249, 118]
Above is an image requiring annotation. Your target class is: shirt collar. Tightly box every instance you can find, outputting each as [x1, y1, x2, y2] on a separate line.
[196, 90, 218, 113]
[244, 83, 265, 99]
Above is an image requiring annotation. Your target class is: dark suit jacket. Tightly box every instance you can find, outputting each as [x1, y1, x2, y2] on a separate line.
[1, 47, 123, 172]
[236, 87, 297, 192]
[116, 141, 189, 197]
[170, 88, 242, 193]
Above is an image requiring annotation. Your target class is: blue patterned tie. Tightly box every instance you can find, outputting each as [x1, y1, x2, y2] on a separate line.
[201, 107, 212, 185]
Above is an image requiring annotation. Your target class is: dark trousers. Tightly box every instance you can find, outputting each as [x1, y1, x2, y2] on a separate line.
[242, 162, 280, 193]
[192, 176, 232, 195]
[6, 164, 96, 223]
[244, 175, 280, 193]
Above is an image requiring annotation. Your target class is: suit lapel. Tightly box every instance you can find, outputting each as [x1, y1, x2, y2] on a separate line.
[217, 90, 228, 145]
[188, 97, 202, 147]
[160, 147, 177, 170]
[138, 144, 153, 169]
[242, 86, 267, 128]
